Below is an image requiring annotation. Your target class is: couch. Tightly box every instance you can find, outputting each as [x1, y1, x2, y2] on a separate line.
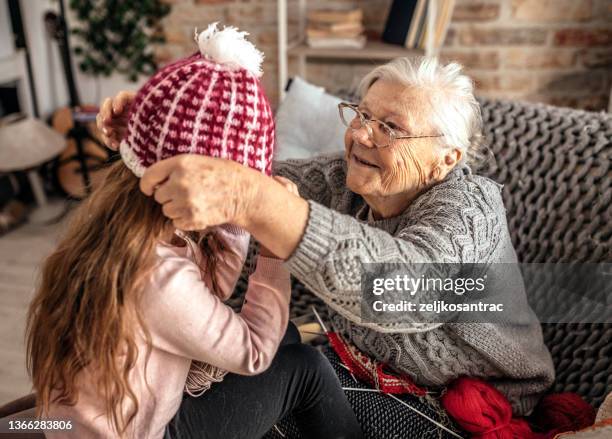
[1, 81, 610, 439]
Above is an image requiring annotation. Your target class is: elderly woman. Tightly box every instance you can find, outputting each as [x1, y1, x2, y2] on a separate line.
[99, 56, 554, 419]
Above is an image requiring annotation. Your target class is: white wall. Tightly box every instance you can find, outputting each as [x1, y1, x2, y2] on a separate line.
[20, 0, 146, 119]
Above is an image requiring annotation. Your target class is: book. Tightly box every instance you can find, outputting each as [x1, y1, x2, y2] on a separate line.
[436, 0, 456, 49]
[307, 35, 367, 49]
[306, 6, 365, 50]
[307, 8, 363, 24]
[309, 21, 363, 34]
[307, 26, 364, 40]
[414, 1, 428, 49]
[418, 0, 455, 51]
[381, 0, 455, 51]
[405, 0, 426, 48]
[417, 1, 429, 50]
[382, 0, 419, 46]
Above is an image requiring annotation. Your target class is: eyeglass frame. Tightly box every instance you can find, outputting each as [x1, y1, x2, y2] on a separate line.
[337, 102, 444, 148]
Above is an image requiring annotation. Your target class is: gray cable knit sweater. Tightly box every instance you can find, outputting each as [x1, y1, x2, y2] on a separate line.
[275, 152, 555, 416]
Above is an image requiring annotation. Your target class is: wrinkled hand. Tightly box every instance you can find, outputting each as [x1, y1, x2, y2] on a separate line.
[96, 91, 135, 150]
[259, 176, 299, 258]
[141, 154, 260, 231]
[272, 176, 299, 196]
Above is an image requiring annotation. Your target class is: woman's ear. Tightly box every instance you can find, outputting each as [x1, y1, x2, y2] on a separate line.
[444, 148, 463, 169]
[431, 148, 463, 183]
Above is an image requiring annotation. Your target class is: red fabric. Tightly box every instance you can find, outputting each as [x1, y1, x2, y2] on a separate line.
[328, 331, 427, 397]
[441, 377, 596, 439]
[122, 52, 275, 176]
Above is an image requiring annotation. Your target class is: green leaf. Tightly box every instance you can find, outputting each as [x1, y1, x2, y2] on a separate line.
[68, 0, 173, 80]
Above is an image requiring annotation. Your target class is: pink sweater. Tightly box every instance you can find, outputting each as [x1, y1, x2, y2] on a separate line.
[47, 226, 291, 439]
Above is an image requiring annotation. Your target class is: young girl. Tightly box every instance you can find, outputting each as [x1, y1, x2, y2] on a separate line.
[26, 24, 362, 439]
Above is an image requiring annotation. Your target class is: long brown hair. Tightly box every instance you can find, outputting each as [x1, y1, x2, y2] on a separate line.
[26, 161, 224, 434]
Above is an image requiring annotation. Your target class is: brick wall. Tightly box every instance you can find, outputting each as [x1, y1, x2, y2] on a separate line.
[159, 0, 612, 111]
[442, 0, 612, 110]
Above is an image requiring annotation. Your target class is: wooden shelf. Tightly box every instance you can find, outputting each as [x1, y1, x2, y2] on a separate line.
[287, 40, 423, 60]
[276, 0, 439, 99]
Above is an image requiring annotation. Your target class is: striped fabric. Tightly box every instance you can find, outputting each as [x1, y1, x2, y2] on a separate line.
[120, 52, 275, 177]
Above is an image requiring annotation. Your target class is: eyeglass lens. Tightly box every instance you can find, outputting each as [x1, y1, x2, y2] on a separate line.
[340, 106, 393, 147]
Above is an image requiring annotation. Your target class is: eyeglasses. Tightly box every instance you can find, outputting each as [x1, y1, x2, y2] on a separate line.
[337, 102, 444, 148]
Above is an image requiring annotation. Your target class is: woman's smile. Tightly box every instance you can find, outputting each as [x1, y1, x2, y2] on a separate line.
[350, 149, 380, 170]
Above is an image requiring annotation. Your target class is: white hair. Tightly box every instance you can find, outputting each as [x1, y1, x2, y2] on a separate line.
[358, 56, 486, 166]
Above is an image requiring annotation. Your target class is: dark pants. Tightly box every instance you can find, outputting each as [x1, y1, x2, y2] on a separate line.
[165, 323, 363, 439]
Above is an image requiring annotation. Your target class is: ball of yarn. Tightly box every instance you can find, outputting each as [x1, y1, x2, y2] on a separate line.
[530, 393, 596, 435]
[442, 377, 514, 438]
[441, 377, 544, 439]
[442, 377, 596, 439]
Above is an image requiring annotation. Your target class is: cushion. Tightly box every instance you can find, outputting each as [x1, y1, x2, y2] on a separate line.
[274, 77, 345, 160]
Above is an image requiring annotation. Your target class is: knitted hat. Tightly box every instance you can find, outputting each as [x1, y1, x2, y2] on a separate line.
[120, 23, 274, 177]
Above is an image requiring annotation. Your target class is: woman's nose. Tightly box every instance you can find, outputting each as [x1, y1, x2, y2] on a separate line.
[351, 126, 376, 149]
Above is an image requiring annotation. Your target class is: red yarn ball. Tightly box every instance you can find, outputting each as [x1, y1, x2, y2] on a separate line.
[441, 377, 543, 439]
[441, 377, 596, 439]
[530, 393, 596, 435]
[442, 377, 512, 438]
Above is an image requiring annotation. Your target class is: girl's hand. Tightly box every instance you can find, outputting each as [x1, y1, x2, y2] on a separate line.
[96, 91, 136, 150]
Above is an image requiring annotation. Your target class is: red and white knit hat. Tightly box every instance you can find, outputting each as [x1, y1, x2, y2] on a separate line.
[120, 23, 274, 177]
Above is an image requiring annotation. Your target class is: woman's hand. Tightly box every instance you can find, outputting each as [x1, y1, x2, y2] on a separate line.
[96, 91, 135, 150]
[272, 176, 299, 197]
[141, 154, 259, 231]
[259, 177, 300, 258]
[141, 154, 309, 260]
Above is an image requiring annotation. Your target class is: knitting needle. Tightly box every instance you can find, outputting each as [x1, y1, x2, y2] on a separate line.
[342, 388, 463, 439]
[299, 330, 327, 336]
[336, 361, 359, 383]
[310, 307, 359, 383]
[386, 393, 463, 439]
[311, 306, 329, 333]
[273, 424, 286, 437]
[313, 308, 458, 437]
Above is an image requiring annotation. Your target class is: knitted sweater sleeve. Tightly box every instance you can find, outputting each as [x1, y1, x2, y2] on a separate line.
[284, 175, 504, 333]
[273, 152, 347, 208]
[145, 253, 291, 375]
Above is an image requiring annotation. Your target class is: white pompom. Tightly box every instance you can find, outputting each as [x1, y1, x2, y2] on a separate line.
[195, 22, 264, 78]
